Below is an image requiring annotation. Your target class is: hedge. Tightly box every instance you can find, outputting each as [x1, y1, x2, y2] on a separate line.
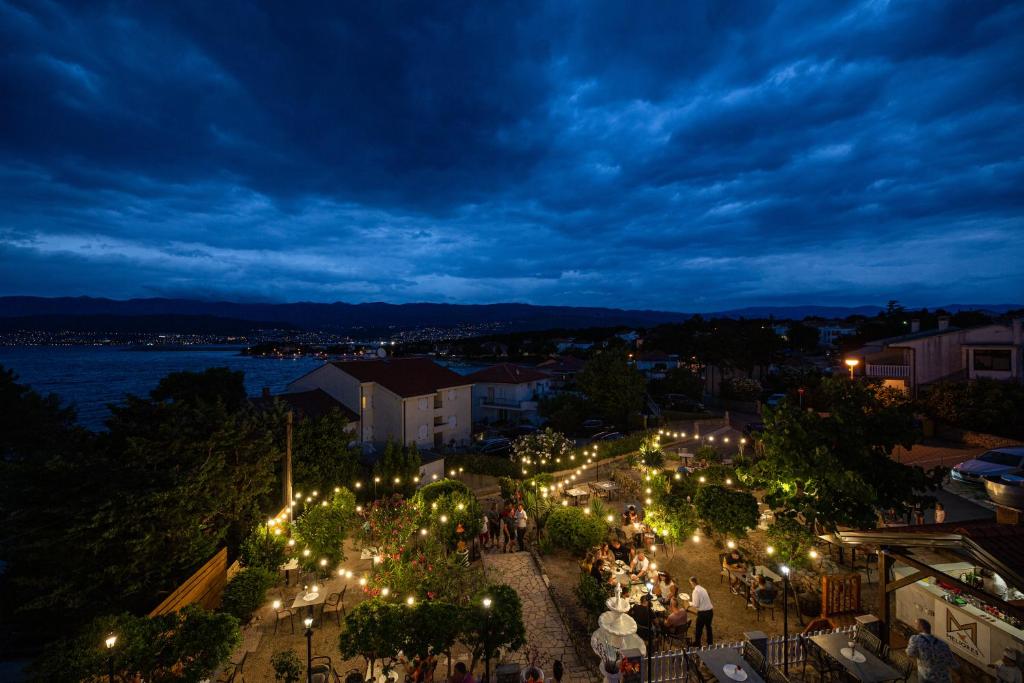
[545, 506, 607, 555]
[220, 567, 277, 621]
[445, 453, 518, 478]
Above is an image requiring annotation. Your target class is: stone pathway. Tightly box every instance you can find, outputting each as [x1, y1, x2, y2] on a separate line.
[484, 551, 596, 683]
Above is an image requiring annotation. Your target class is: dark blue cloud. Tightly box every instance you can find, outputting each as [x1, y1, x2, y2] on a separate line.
[1, 0, 1022, 311]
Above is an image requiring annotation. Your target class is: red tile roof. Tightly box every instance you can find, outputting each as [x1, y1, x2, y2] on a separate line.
[536, 355, 587, 373]
[253, 388, 359, 422]
[464, 363, 550, 384]
[332, 357, 470, 398]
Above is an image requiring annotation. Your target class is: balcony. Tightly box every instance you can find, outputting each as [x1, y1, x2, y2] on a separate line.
[478, 398, 538, 412]
[866, 363, 910, 378]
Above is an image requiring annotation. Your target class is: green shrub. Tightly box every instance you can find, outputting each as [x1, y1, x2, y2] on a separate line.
[498, 475, 518, 500]
[694, 484, 758, 539]
[545, 505, 607, 555]
[220, 567, 277, 621]
[921, 379, 1024, 439]
[445, 453, 518, 478]
[766, 516, 817, 570]
[292, 490, 352, 571]
[271, 650, 303, 683]
[240, 526, 288, 571]
[414, 479, 472, 506]
[574, 572, 611, 622]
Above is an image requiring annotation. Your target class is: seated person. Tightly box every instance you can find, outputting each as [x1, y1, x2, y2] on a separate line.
[590, 558, 606, 582]
[610, 538, 631, 564]
[596, 542, 613, 564]
[656, 572, 679, 604]
[724, 548, 746, 591]
[630, 549, 651, 579]
[752, 575, 778, 608]
[627, 505, 639, 525]
[663, 596, 690, 632]
[628, 594, 654, 635]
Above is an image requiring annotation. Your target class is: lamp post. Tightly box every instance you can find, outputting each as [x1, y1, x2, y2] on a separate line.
[105, 634, 116, 683]
[844, 358, 859, 380]
[482, 597, 493, 683]
[781, 565, 790, 676]
[304, 615, 314, 683]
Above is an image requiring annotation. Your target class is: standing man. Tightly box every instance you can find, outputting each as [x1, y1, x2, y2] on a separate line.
[906, 618, 958, 683]
[688, 576, 714, 646]
[515, 503, 529, 552]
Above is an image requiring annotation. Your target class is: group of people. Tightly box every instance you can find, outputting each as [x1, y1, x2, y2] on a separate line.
[480, 501, 528, 553]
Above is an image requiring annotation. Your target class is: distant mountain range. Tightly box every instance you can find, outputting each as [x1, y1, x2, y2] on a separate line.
[0, 297, 1018, 335]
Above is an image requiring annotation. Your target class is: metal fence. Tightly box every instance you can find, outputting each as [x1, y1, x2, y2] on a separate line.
[643, 625, 855, 682]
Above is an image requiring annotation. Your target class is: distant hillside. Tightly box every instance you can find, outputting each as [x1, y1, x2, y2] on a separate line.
[0, 297, 1017, 334]
[0, 314, 296, 335]
[0, 297, 691, 332]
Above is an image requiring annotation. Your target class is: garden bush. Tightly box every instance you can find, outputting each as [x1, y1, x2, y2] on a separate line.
[239, 525, 288, 571]
[413, 479, 472, 506]
[721, 377, 762, 402]
[765, 516, 818, 570]
[574, 573, 611, 623]
[694, 484, 758, 539]
[271, 650, 303, 682]
[445, 453, 518, 478]
[545, 505, 607, 555]
[513, 428, 575, 473]
[220, 567, 277, 621]
[292, 489, 353, 571]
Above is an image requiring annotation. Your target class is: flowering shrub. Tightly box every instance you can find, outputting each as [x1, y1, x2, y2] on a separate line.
[513, 428, 574, 474]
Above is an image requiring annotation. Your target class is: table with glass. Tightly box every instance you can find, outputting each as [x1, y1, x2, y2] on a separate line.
[808, 631, 901, 683]
[696, 648, 766, 683]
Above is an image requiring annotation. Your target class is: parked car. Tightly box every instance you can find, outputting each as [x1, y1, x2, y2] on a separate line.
[764, 393, 787, 408]
[582, 419, 605, 433]
[592, 431, 624, 442]
[664, 394, 705, 412]
[476, 438, 512, 456]
[951, 447, 1024, 485]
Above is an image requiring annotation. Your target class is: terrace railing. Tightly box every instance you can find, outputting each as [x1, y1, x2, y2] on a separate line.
[643, 625, 855, 682]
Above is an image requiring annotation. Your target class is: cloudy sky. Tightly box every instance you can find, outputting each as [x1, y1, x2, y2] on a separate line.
[1, 1, 1022, 311]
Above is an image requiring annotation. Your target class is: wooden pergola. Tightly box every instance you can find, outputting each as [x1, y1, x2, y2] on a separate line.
[835, 526, 1024, 642]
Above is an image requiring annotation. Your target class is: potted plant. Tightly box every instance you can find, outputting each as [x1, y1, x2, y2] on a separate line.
[271, 650, 303, 683]
[602, 658, 620, 683]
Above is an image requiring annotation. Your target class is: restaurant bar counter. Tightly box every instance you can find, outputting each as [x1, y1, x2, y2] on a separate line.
[893, 562, 1024, 669]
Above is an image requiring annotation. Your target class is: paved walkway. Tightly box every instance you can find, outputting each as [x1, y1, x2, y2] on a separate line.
[484, 552, 595, 683]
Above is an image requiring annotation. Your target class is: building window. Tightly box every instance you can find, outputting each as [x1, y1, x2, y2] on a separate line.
[434, 394, 443, 409]
[974, 349, 1011, 371]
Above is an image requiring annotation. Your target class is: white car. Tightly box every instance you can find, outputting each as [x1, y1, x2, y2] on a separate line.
[951, 446, 1024, 485]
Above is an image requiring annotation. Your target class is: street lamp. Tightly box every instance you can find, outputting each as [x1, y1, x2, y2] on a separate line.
[482, 597, 493, 683]
[844, 358, 859, 379]
[304, 616, 315, 683]
[105, 634, 116, 683]
[780, 565, 791, 676]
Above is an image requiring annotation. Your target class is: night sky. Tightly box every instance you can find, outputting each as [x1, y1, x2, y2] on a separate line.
[1, 1, 1022, 311]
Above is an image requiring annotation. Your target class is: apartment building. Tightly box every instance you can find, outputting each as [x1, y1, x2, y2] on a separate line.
[287, 357, 472, 450]
[464, 363, 551, 425]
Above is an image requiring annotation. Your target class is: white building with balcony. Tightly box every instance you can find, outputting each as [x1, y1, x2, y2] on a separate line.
[850, 316, 1023, 396]
[287, 357, 472, 451]
[464, 363, 551, 425]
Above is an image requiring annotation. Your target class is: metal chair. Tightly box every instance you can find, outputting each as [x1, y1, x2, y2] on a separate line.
[806, 641, 845, 682]
[271, 596, 296, 635]
[310, 656, 341, 683]
[885, 649, 915, 683]
[854, 627, 882, 656]
[321, 586, 347, 626]
[684, 652, 711, 683]
[754, 592, 777, 621]
[216, 651, 247, 683]
[764, 664, 790, 683]
[742, 641, 767, 676]
[658, 620, 690, 651]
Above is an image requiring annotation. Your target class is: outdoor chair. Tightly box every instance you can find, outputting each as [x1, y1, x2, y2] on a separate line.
[310, 656, 341, 683]
[216, 651, 247, 683]
[272, 598, 297, 635]
[764, 664, 790, 683]
[742, 640, 767, 676]
[321, 586, 347, 626]
[806, 641, 844, 682]
[754, 593, 777, 621]
[854, 627, 882, 656]
[683, 652, 711, 683]
[885, 649, 915, 683]
[658, 621, 690, 651]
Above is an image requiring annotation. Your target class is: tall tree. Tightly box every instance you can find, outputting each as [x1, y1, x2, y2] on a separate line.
[739, 377, 937, 530]
[577, 349, 646, 427]
[292, 407, 362, 495]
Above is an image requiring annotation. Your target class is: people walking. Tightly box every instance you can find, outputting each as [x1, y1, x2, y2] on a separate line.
[515, 503, 529, 551]
[688, 576, 714, 646]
